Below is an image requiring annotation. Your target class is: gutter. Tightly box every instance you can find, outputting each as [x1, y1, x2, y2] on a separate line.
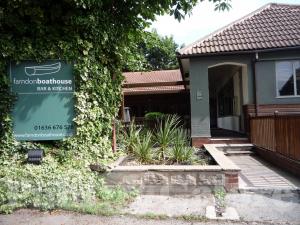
[177, 46, 300, 59]
[177, 53, 187, 90]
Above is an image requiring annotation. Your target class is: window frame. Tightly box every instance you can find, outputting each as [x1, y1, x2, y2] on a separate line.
[275, 60, 300, 98]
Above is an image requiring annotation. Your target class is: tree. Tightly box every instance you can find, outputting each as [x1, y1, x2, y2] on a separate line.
[0, 0, 231, 157]
[123, 30, 179, 71]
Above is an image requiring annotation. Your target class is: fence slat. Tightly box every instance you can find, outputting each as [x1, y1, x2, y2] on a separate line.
[250, 114, 300, 161]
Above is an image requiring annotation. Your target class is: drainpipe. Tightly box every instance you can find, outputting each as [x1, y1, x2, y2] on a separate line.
[252, 53, 259, 116]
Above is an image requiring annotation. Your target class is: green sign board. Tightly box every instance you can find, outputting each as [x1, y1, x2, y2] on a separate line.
[10, 60, 75, 140]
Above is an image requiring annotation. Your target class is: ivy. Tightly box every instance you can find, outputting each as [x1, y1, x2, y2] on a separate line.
[0, 1, 127, 163]
[0, 0, 231, 213]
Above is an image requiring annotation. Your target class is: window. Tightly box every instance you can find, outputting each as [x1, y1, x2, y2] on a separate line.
[276, 61, 300, 97]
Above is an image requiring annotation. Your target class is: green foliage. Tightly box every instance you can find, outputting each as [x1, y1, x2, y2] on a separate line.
[0, 154, 137, 214]
[0, 0, 231, 158]
[173, 128, 190, 146]
[0, 0, 230, 214]
[0, 159, 135, 214]
[214, 187, 226, 201]
[169, 145, 195, 164]
[132, 131, 153, 164]
[97, 186, 137, 203]
[213, 187, 226, 215]
[178, 214, 207, 222]
[123, 121, 141, 154]
[155, 114, 180, 160]
[123, 30, 179, 71]
[171, 0, 231, 21]
[168, 128, 195, 164]
[138, 212, 169, 220]
[144, 112, 165, 120]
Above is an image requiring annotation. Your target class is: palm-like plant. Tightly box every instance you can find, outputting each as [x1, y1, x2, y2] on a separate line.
[169, 128, 194, 164]
[155, 114, 180, 160]
[133, 131, 153, 163]
[123, 120, 141, 153]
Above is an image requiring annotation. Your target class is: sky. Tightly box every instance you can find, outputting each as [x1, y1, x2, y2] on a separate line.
[150, 0, 300, 46]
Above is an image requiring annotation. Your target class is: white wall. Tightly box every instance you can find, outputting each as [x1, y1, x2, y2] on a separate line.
[217, 116, 240, 132]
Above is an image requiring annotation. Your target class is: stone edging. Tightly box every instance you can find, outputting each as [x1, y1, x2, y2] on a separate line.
[204, 144, 241, 172]
[105, 145, 243, 194]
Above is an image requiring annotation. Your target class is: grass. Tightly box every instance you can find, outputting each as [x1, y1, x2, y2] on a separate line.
[213, 187, 226, 216]
[136, 212, 169, 220]
[59, 187, 138, 216]
[176, 214, 207, 222]
[60, 201, 121, 216]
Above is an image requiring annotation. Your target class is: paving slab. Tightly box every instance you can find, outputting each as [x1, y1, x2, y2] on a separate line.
[228, 155, 300, 190]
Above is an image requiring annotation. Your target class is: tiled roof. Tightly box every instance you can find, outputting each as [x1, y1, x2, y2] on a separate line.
[124, 69, 182, 84]
[178, 3, 300, 56]
[123, 69, 185, 95]
[123, 85, 185, 95]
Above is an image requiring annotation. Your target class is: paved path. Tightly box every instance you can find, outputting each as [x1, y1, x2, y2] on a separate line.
[228, 155, 300, 189]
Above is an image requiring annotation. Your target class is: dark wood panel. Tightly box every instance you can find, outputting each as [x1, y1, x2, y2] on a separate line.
[244, 104, 300, 116]
[250, 114, 300, 162]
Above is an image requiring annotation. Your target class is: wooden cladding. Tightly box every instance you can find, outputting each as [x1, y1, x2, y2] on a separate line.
[250, 116, 276, 151]
[244, 104, 300, 116]
[250, 114, 300, 161]
[243, 103, 300, 134]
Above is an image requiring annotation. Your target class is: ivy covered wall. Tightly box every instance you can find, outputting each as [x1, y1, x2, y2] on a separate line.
[0, 1, 131, 161]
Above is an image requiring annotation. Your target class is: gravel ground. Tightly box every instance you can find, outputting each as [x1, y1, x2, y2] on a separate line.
[124, 194, 214, 216]
[226, 193, 300, 224]
[0, 209, 281, 225]
[1, 192, 300, 225]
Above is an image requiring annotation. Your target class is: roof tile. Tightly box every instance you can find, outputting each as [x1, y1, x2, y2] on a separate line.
[179, 3, 300, 56]
[123, 70, 185, 94]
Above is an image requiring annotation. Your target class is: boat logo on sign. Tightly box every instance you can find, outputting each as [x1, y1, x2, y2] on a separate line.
[25, 62, 61, 76]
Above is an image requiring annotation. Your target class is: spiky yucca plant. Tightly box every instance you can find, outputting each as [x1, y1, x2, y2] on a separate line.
[155, 114, 180, 160]
[132, 131, 153, 164]
[168, 128, 194, 164]
[124, 120, 141, 153]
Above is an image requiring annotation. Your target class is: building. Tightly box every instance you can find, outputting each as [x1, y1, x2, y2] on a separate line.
[176, 3, 300, 146]
[122, 69, 190, 122]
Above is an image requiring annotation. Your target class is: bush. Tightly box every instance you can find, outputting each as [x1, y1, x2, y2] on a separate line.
[0, 162, 96, 213]
[0, 158, 135, 214]
[144, 112, 165, 120]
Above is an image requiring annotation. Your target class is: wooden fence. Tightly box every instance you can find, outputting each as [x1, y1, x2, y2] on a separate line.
[250, 114, 300, 161]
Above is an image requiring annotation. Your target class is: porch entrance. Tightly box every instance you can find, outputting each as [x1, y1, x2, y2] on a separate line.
[208, 64, 247, 137]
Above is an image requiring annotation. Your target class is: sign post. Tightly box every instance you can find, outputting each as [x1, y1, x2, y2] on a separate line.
[10, 60, 75, 141]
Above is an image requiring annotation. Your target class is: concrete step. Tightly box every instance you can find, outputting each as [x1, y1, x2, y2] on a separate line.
[224, 150, 254, 156]
[212, 144, 254, 156]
